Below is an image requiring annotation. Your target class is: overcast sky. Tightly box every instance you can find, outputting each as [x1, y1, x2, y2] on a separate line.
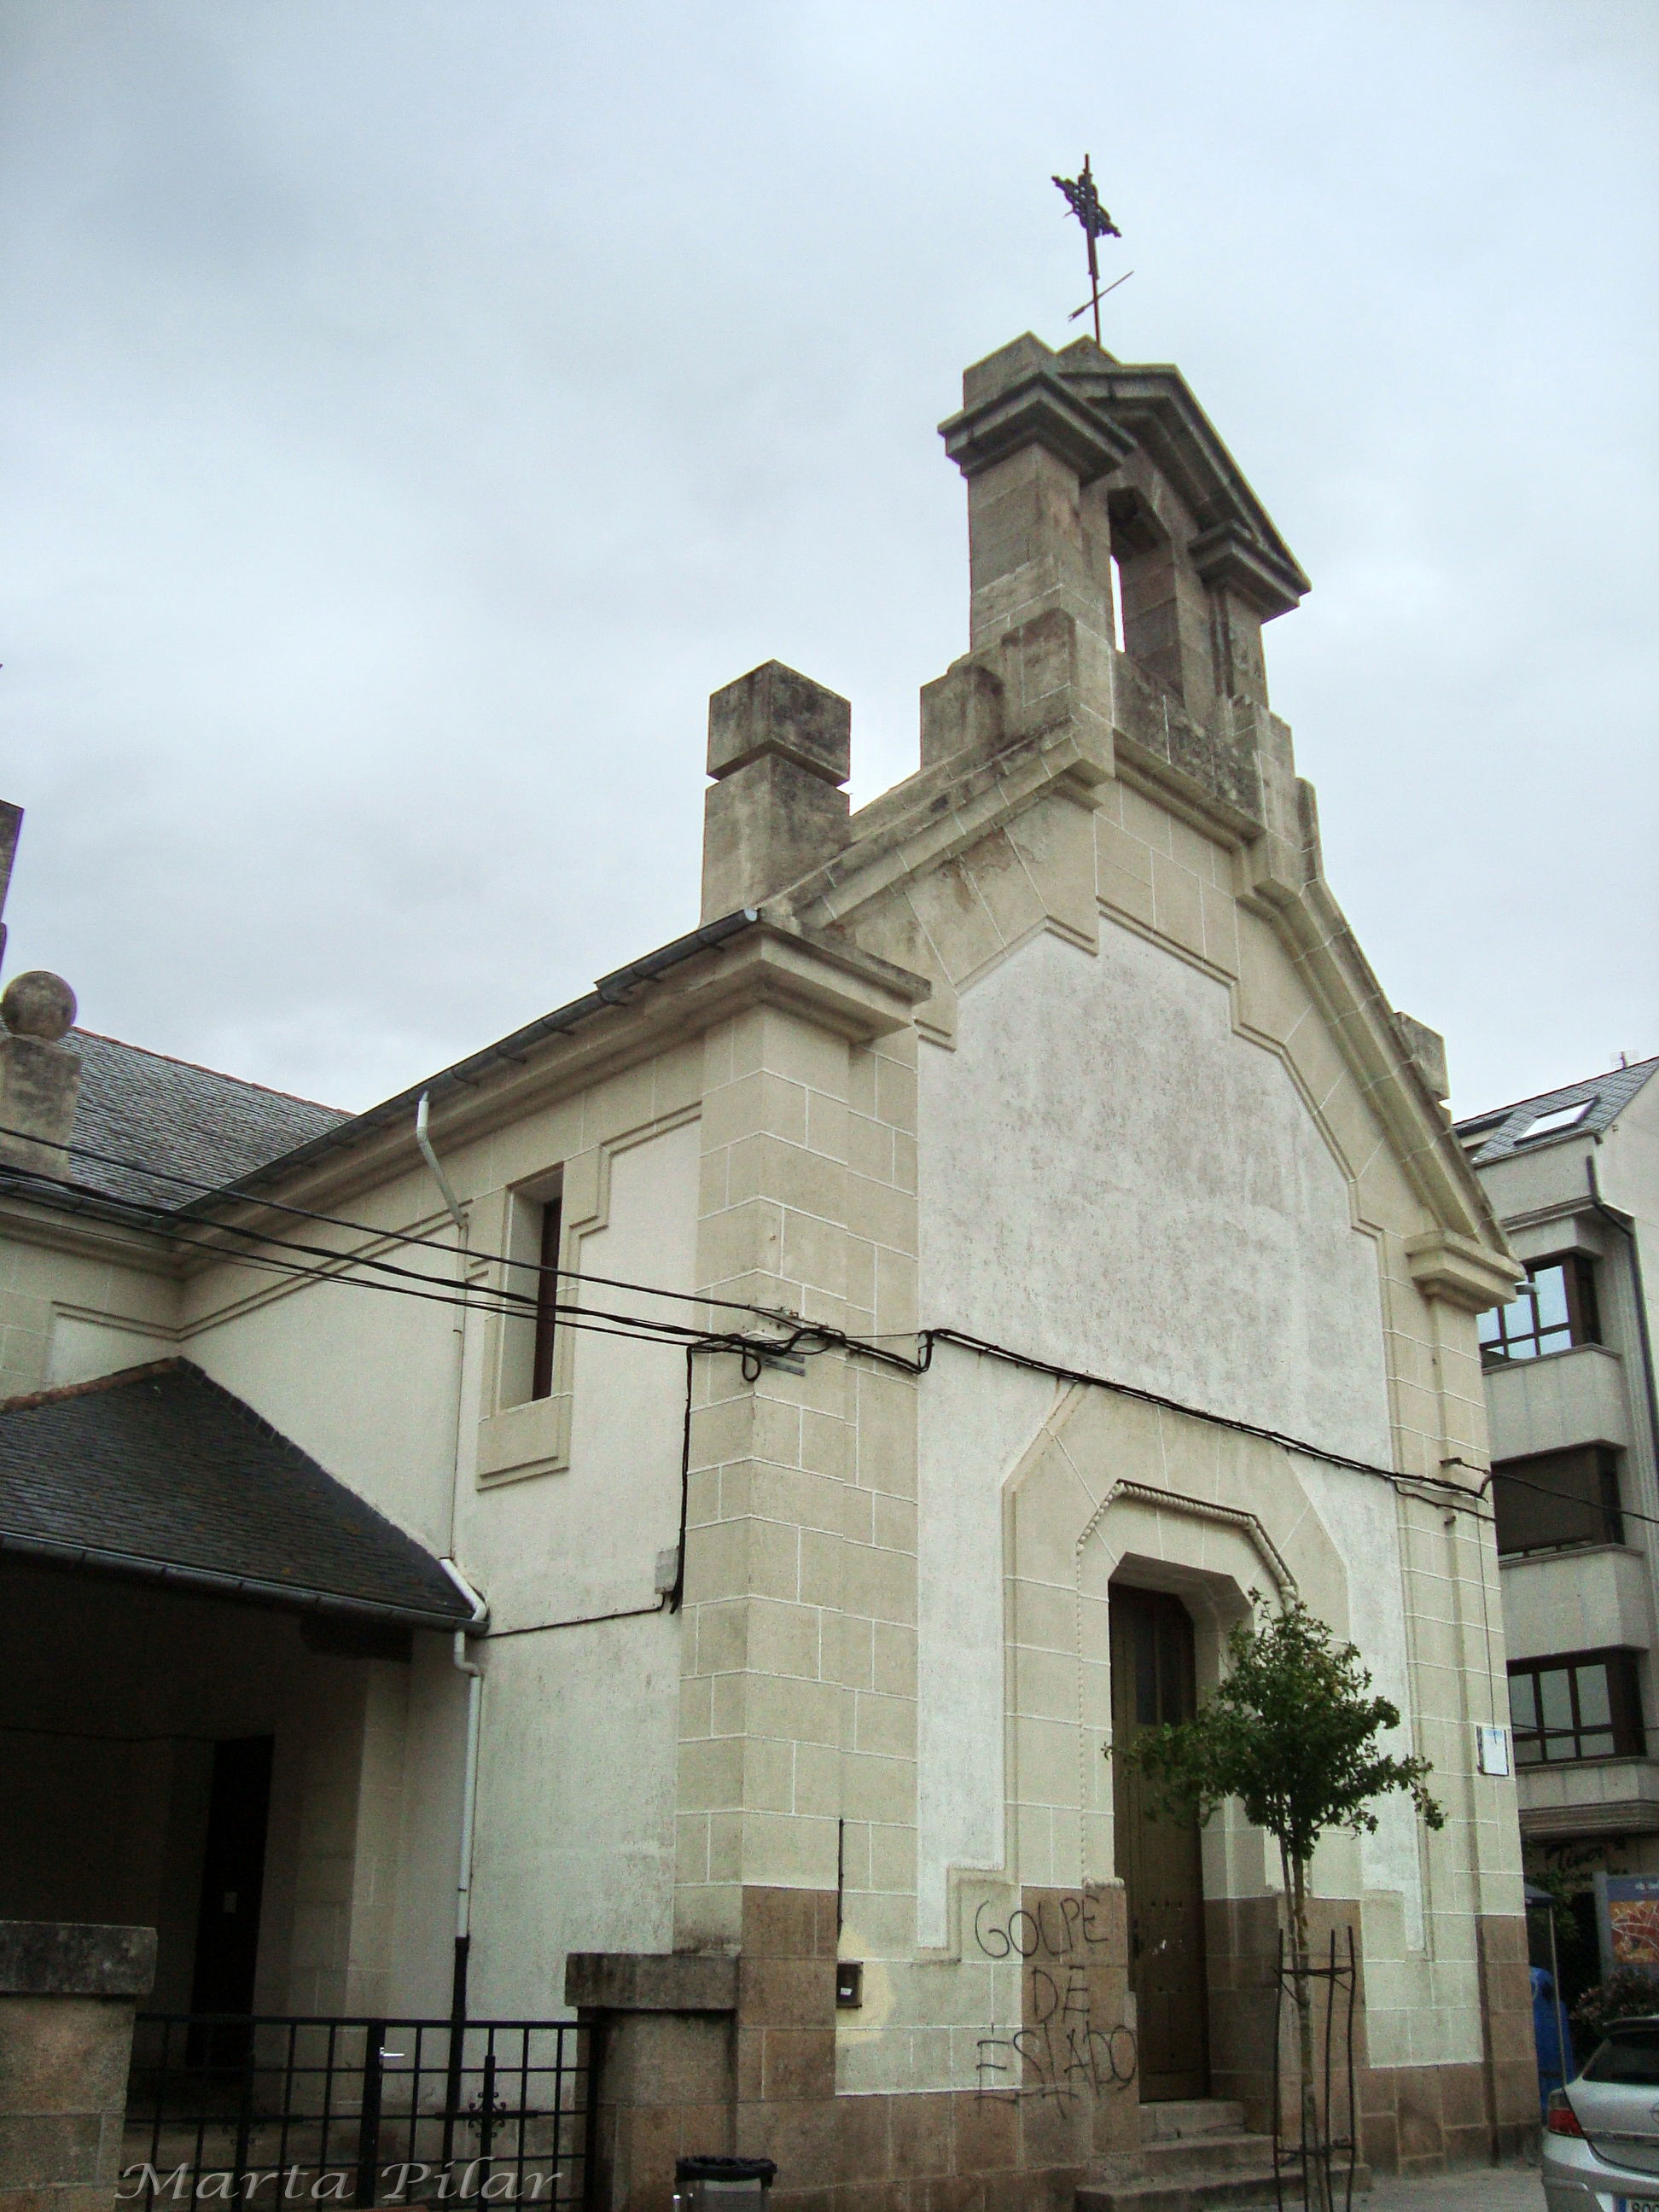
[1, 0, 1653, 1123]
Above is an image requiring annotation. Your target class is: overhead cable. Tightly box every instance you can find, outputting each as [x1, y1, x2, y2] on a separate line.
[0, 1118, 780, 1325]
[0, 1143, 1507, 1525]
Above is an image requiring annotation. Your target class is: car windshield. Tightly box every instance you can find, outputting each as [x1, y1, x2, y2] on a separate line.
[1585, 2026, 1659, 2084]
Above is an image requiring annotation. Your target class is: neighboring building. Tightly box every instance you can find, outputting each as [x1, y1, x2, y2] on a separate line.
[1458, 1059, 1659, 2000]
[0, 331, 1533, 2202]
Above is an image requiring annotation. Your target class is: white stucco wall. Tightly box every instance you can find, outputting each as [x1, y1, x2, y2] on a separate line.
[463, 1115, 700, 2011]
[182, 1166, 462, 1557]
[457, 1113, 701, 1624]
[471, 1611, 683, 2015]
[916, 918, 1402, 1936]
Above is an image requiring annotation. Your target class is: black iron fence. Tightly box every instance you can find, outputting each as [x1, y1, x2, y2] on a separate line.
[122, 2017, 596, 2209]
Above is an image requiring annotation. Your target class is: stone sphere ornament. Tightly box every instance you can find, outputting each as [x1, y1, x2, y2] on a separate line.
[1, 970, 77, 1042]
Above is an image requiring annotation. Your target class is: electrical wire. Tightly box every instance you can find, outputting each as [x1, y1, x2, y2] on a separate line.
[915, 1328, 1495, 1519]
[0, 1150, 928, 1377]
[1470, 1459, 1659, 1539]
[0, 1158, 754, 1357]
[0, 1118, 780, 1326]
[1, 1138, 1505, 1523]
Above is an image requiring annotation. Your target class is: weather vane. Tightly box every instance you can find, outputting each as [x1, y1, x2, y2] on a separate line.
[1051, 156, 1130, 346]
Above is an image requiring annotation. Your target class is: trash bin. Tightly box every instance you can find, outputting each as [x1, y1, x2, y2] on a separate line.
[673, 2154, 777, 2206]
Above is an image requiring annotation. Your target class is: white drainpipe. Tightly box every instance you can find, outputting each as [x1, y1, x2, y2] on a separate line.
[439, 1556, 488, 2012]
[420, 1097, 487, 2012]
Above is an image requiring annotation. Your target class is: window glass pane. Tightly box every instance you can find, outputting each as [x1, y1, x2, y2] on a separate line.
[1574, 1257, 1601, 1344]
[1539, 1329, 1572, 1355]
[1510, 1337, 1538, 1361]
[1509, 1676, 1538, 1732]
[1515, 1736, 1543, 1765]
[1577, 1666, 1613, 1730]
[1540, 1671, 1574, 1731]
[1579, 1732, 1615, 1759]
[1531, 1266, 1570, 1330]
[1586, 2028, 1659, 2083]
[1500, 1293, 1531, 1335]
[1493, 1448, 1620, 1556]
[1542, 1734, 1577, 1761]
[1478, 1310, 1499, 1343]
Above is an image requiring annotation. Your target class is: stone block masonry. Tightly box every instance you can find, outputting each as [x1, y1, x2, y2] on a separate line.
[0, 1919, 156, 2212]
[570, 1880, 1138, 2212]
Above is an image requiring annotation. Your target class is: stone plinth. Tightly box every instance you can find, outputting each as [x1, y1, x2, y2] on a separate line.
[0, 1920, 156, 2212]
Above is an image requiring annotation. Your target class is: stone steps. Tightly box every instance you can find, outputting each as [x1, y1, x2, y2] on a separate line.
[1080, 2097, 1365, 2212]
[1075, 2172, 1281, 2212]
[1138, 2133, 1280, 2181]
[1141, 2100, 1247, 2144]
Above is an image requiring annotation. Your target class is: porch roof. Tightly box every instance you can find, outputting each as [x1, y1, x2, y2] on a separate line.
[0, 1359, 477, 1633]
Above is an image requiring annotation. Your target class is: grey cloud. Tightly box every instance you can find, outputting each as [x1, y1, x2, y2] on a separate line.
[0, 0, 1653, 1121]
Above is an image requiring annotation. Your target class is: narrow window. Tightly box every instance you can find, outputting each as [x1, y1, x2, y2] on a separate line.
[529, 1194, 562, 1402]
[1479, 1254, 1600, 1365]
[1492, 1444, 1623, 1556]
[1509, 1650, 1644, 1764]
[497, 1176, 562, 1411]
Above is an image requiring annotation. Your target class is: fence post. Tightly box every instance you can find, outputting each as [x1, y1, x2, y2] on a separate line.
[355, 2023, 387, 2207]
[581, 2019, 604, 2212]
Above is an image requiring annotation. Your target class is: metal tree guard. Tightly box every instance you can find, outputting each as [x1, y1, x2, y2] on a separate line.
[1271, 1927, 1358, 2212]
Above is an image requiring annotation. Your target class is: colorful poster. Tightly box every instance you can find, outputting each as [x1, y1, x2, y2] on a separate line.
[1594, 1873, 1659, 1980]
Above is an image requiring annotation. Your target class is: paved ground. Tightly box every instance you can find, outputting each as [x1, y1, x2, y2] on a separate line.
[1364, 2165, 1545, 2210]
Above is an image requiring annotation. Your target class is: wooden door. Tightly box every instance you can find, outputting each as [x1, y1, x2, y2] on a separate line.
[1110, 1586, 1209, 2100]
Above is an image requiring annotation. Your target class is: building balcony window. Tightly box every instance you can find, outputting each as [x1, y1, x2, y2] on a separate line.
[1509, 1649, 1644, 1766]
[1480, 1253, 1601, 1366]
[1493, 1443, 1623, 1557]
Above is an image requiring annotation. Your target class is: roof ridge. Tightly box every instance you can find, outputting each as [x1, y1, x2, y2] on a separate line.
[0, 1358, 182, 1415]
[71, 1029, 349, 1119]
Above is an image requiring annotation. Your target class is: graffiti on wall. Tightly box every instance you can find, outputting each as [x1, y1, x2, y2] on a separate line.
[970, 1891, 1138, 2103]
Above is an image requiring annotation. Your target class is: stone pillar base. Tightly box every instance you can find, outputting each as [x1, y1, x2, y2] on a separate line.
[0, 1921, 157, 2212]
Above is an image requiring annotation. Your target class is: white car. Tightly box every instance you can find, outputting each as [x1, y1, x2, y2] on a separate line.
[1545, 2017, 1659, 2210]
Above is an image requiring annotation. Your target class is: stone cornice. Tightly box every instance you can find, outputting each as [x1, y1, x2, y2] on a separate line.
[1405, 1229, 1525, 1314]
[149, 921, 930, 1249]
[1274, 875, 1515, 1267]
[938, 362, 1132, 485]
[0, 1190, 181, 1275]
[940, 335, 1309, 620]
[1053, 348, 1310, 618]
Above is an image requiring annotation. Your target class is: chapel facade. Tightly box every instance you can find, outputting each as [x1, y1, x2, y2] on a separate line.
[0, 332, 1533, 2207]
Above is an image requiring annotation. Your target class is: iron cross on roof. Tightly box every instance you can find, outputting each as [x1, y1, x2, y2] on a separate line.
[1051, 156, 1129, 346]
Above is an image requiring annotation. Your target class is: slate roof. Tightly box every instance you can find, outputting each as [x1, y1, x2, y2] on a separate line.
[8, 916, 755, 1224]
[0, 1359, 475, 1631]
[62, 1031, 349, 1214]
[1455, 1057, 1659, 1167]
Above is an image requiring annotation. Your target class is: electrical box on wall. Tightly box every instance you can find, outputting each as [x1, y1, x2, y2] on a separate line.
[1476, 1725, 1511, 1777]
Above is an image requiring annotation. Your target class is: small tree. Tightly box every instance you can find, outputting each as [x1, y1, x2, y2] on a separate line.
[1113, 1594, 1443, 2212]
